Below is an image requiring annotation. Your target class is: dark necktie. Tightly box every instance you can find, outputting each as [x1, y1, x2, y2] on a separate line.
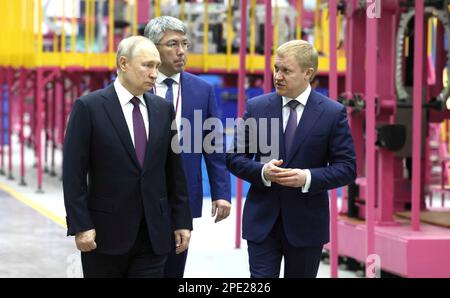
[130, 97, 147, 167]
[284, 100, 300, 156]
[163, 78, 175, 102]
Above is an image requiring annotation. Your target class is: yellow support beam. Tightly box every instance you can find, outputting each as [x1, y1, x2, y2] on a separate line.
[180, 0, 185, 22]
[155, 0, 161, 18]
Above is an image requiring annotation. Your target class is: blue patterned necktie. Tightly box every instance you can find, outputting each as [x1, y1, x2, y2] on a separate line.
[163, 78, 175, 102]
[130, 97, 147, 167]
[284, 100, 300, 156]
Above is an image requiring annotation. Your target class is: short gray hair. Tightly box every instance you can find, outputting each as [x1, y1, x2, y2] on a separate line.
[116, 36, 155, 71]
[144, 16, 187, 44]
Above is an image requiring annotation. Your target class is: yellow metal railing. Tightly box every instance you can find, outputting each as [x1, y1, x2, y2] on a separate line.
[0, 0, 345, 73]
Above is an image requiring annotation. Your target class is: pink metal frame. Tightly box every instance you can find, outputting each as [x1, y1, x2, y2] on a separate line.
[365, 1, 377, 275]
[332, 0, 450, 277]
[0, 66, 113, 192]
[412, 0, 425, 231]
[328, 0, 339, 278]
[235, 0, 248, 249]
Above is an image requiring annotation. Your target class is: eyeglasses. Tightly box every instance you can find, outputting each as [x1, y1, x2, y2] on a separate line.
[156, 40, 192, 50]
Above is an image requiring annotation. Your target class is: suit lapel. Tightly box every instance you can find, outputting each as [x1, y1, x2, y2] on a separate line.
[101, 85, 141, 170]
[264, 94, 286, 161]
[180, 72, 193, 120]
[286, 90, 324, 164]
[142, 92, 161, 172]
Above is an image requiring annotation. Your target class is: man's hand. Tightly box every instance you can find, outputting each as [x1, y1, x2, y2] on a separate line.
[75, 229, 97, 252]
[263, 159, 306, 188]
[211, 199, 231, 223]
[274, 168, 306, 188]
[174, 229, 191, 254]
[263, 159, 285, 182]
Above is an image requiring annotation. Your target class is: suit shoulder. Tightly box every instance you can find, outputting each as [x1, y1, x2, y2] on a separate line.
[313, 91, 345, 111]
[247, 92, 276, 107]
[75, 88, 104, 106]
[183, 72, 213, 90]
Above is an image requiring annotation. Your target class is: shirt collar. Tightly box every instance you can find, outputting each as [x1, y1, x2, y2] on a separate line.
[114, 79, 145, 107]
[282, 84, 311, 108]
[156, 72, 181, 85]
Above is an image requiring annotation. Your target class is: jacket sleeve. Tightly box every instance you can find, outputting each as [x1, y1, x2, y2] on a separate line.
[309, 106, 357, 193]
[225, 101, 265, 187]
[62, 100, 94, 236]
[203, 86, 231, 202]
[166, 105, 193, 230]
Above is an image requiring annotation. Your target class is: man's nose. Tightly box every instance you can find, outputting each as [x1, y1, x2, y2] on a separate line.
[176, 46, 186, 55]
[274, 71, 282, 80]
[149, 67, 158, 78]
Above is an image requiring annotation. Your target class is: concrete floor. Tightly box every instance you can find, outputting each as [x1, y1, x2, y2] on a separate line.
[0, 190, 81, 278]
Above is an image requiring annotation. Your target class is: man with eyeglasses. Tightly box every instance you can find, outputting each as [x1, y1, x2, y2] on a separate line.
[144, 16, 231, 278]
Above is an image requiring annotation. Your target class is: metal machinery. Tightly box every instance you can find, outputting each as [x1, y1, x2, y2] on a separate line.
[332, 0, 450, 277]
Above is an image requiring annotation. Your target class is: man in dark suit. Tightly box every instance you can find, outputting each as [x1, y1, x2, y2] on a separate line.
[144, 16, 231, 278]
[63, 36, 192, 278]
[226, 40, 356, 278]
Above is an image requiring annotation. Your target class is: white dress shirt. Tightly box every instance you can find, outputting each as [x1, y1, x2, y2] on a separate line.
[261, 84, 312, 193]
[114, 79, 149, 147]
[154, 72, 182, 131]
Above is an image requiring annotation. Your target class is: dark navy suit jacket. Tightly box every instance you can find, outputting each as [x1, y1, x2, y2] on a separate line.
[63, 84, 192, 255]
[179, 72, 231, 218]
[226, 90, 356, 246]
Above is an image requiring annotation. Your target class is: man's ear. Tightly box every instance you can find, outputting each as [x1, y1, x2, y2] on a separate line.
[305, 68, 315, 82]
[119, 56, 128, 72]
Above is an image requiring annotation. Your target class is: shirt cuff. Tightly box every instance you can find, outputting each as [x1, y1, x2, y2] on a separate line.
[261, 163, 271, 187]
[301, 169, 311, 193]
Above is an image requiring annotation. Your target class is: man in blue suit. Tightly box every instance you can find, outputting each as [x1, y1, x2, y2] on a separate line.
[226, 40, 356, 278]
[144, 16, 231, 278]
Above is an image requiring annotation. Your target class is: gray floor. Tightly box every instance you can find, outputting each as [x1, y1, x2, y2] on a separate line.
[0, 190, 80, 278]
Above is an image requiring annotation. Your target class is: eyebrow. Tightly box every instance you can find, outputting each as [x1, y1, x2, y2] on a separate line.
[166, 38, 189, 42]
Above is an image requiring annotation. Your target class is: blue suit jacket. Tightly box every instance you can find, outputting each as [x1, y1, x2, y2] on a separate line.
[226, 90, 356, 246]
[179, 72, 231, 218]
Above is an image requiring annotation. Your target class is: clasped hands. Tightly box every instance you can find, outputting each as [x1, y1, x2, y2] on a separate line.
[263, 159, 306, 188]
